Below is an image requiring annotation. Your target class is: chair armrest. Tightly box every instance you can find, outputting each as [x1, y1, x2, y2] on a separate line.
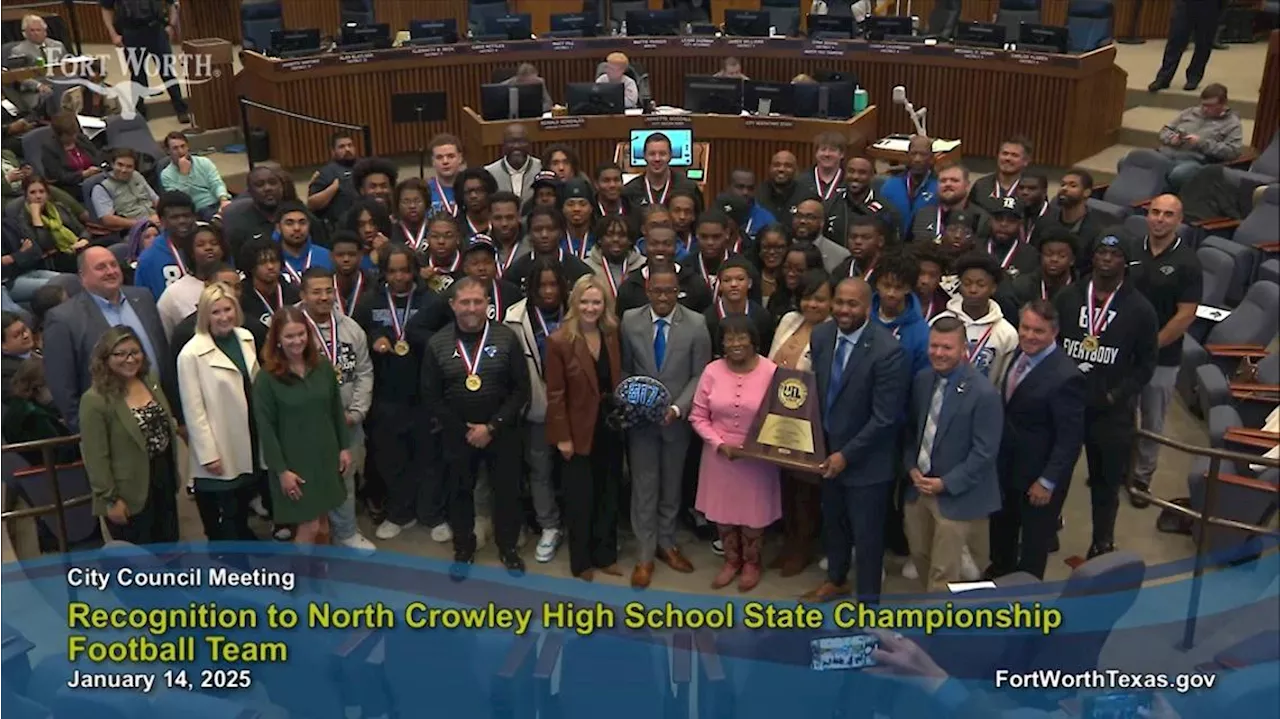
[1133, 197, 1154, 209]
[1206, 344, 1269, 358]
[11, 460, 85, 479]
[1226, 427, 1280, 442]
[1258, 242, 1280, 253]
[1223, 428, 1279, 450]
[1230, 382, 1280, 394]
[1093, 182, 1110, 198]
[1195, 217, 1241, 232]
[1216, 472, 1280, 493]
[1227, 147, 1260, 169]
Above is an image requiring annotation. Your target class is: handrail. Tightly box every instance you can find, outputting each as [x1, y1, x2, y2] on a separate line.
[236, 95, 374, 171]
[1, 434, 89, 554]
[1128, 427, 1280, 651]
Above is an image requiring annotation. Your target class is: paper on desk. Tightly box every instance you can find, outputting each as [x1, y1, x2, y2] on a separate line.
[1196, 305, 1231, 322]
[947, 581, 997, 593]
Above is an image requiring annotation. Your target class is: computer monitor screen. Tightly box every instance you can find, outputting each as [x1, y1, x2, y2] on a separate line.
[270, 28, 321, 56]
[409, 19, 459, 44]
[480, 82, 544, 121]
[625, 9, 681, 36]
[683, 75, 743, 115]
[483, 13, 533, 41]
[565, 82, 625, 115]
[793, 81, 855, 119]
[807, 14, 853, 39]
[724, 9, 771, 37]
[630, 130, 693, 167]
[1018, 23, 1069, 53]
[339, 23, 391, 50]
[955, 22, 1006, 47]
[744, 81, 794, 116]
[862, 16, 912, 40]
[550, 12, 598, 37]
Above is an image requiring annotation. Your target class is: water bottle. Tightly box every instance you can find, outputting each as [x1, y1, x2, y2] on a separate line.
[853, 86, 868, 114]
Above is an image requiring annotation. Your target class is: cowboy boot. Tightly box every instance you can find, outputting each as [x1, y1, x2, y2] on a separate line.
[711, 526, 742, 589]
[739, 528, 764, 592]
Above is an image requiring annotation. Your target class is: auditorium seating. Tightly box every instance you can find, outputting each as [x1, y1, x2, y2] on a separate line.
[1091, 149, 1174, 216]
[1177, 280, 1280, 408]
[1196, 348, 1278, 428]
[1201, 184, 1280, 305]
[239, 0, 283, 51]
[1185, 455, 1279, 556]
[1066, 0, 1113, 53]
[996, 0, 1043, 39]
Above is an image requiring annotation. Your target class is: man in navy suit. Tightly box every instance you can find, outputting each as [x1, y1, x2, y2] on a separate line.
[803, 276, 910, 604]
[902, 317, 1004, 592]
[988, 299, 1086, 579]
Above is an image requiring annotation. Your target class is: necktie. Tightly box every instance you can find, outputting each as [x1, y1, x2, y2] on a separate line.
[827, 336, 851, 410]
[653, 317, 668, 370]
[1005, 355, 1030, 401]
[916, 378, 948, 475]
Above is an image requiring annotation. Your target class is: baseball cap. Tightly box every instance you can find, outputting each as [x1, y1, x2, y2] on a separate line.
[464, 234, 497, 256]
[561, 177, 594, 202]
[714, 192, 749, 228]
[945, 209, 979, 231]
[1094, 233, 1130, 260]
[531, 171, 560, 191]
[990, 195, 1025, 218]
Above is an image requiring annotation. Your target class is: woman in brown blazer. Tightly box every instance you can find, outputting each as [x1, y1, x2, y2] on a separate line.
[544, 273, 623, 581]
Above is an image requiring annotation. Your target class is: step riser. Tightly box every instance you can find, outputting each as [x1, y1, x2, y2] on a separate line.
[1124, 88, 1258, 121]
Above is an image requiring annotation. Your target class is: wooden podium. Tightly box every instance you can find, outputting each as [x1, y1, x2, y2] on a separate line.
[182, 38, 237, 130]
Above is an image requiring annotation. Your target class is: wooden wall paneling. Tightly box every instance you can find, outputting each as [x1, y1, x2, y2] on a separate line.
[181, 0, 241, 46]
[71, 1, 112, 44]
[376, 0, 468, 33]
[1256, 30, 1280, 149]
[281, 0, 342, 38]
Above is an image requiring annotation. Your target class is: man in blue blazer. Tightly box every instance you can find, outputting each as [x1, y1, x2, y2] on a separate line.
[803, 276, 910, 604]
[902, 316, 1004, 592]
[988, 299, 1086, 579]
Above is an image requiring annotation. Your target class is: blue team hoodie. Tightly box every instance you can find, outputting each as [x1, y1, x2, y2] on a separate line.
[873, 292, 930, 378]
[275, 235, 333, 282]
[744, 202, 777, 239]
[134, 232, 185, 300]
[878, 172, 938, 239]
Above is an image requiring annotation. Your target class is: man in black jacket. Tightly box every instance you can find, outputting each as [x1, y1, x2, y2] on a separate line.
[1053, 234, 1158, 558]
[421, 277, 531, 575]
[621, 132, 700, 211]
[984, 196, 1040, 279]
[1040, 168, 1108, 275]
[616, 226, 712, 315]
[755, 150, 804, 222]
[825, 155, 900, 246]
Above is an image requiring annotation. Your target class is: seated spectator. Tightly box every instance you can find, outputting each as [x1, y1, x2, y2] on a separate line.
[39, 112, 104, 199]
[3, 149, 86, 216]
[28, 283, 67, 348]
[595, 52, 639, 109]
[2, 83, 40, 156]
[791, 73, 816, 84]
[1157, 83, 1244, 191]
[3, 356, 76, 467]
[2, 213, 65, 303]
[2, 311, 36, 401]
[90, 148, 159, 233]
[159, 131, 231, 220]
[15, 175, 91, 273]
[712, 56, 748, 80]
[125, 218, 159, 270]
[501, 62, 554, 113]
[8, 15, 65, 116]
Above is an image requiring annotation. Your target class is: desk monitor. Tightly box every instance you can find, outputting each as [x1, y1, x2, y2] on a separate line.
[862, 16, 912, 41]
[566, 82, 625, 115]
[793, 81, 855, 120]
[724, 9, 771, 37]
[683, 75, 743, 115]
[625, 9, 681, 36]
[630, 129, 693, 167]
[549, 12, 599, 37]
[483, 13, 533, 41]
[955, 22, 1006, 48]
[744, 80, 794, 116]
[1018, 23, 1069, 53]
[338, 23, 392, 50]
[807, 14, 854, 39]
[480, 82, 543, 121]
[269, 28, 321, 57]
[409, 19, 459, 44]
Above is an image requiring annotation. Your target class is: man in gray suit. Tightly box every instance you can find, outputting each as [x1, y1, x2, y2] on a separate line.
[43, 246, 171, 430]
[8, 15, 66, 115]
[620, 266, 711, 588]
[902, 317, 1004, 592]
[482, 124, 543, 204]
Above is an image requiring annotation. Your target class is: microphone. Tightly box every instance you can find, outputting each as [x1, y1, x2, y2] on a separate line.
[892, 85, 906, 105]
[892, 84, 928, 137]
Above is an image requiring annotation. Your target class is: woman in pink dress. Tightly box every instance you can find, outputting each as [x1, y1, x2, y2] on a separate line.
[690, 314, 782, 592]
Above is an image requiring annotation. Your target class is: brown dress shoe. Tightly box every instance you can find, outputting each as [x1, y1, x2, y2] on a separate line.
[801, 581, 851, 603]
[631, 561, 654, 588]
[657, 547, 695, 573]
[596, 563, 624, 576]
[576, 569, 595, 582]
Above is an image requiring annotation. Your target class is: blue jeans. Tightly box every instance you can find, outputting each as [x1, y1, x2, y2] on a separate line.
[1167, 160, 1207, 191]
[9, 270, 65, 303]
[328, 436, 365, 541]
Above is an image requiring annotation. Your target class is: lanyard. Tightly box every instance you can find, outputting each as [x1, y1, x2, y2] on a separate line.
[987, 239, 1018, 270]
[399, 220, 426, 251]
[814, 167, 842, 201]
[456, 322, 491, 376]
[429, 251, 461, 273]
[385, 287, 414, 341]
[304, 311, 340, 366]
[282, 248, 312, 284]
[967, 323, 996, 363]
[254, 284, 283, 317]
[168, 238, 187, 277]
[1086, 280, 1121, 337]
[432, 177, 455, 215]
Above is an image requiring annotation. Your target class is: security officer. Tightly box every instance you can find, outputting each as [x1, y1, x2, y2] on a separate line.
[1150, 0, 1225, 93]
[99, 0, 190, 122]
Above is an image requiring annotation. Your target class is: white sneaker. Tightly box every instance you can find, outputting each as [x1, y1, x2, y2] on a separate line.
[474, 517, 492, 550]
[375, 519, 416, 540]
[902, 560, 919, 580]
[535, 528, 562, 563]
[819, 556, 828, 571]
[430, 523, 453, 543]
[818, 547, 856, 573]
[248, 496, 269, 519]
[338, 532, 376, 552]
[959, 546, 981, 581]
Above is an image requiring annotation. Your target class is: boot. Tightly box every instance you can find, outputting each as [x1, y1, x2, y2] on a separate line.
[711, 526, 742, 589]
[739, 528, 763, 592]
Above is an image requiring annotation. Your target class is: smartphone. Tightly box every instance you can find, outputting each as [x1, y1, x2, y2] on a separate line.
[810, 634, 880, 671]
[1083, 692, 1152, 719]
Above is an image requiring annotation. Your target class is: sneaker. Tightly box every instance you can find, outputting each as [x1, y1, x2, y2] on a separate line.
[902, 560, 919, 580]
[711, 538, 724, 556]
[248, 496, 269, 519]
[819, 556, 828, 571]
[338, 533, 376, 553]
[958, 546, 980, 581]
[272, 525, 294, 541]
[450, 549, 475, 582]
[818, 548, 856, 573]
[429, 523, 453, 543]
[502, 550, 526, 575]
[375, 519, 416, 540]
[535, 528, 562, 563]
[176, 111, 191, 124]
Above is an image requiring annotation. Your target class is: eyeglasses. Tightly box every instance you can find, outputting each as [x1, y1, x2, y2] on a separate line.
[111, 349, 143, 360]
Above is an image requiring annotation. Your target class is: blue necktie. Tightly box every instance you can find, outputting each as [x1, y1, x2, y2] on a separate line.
[827, 336, 851, 411]
[654, 317, 668, 371]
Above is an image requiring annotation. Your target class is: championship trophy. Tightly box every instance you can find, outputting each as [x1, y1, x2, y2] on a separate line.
[739, 367, 827, 474]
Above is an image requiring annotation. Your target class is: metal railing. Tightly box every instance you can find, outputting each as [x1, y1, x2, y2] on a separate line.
[1, 435, 90, 554]
[236, 95, 373, 171]
[1126, 427, 1280, 650]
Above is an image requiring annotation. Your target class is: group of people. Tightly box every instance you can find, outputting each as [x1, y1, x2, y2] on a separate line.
[1, 121, 1203, 602]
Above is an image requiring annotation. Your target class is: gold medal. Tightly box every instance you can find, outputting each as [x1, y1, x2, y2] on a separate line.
[394, 340, 410, 356]
[1081, 335, 1100, 353]
[465, 374, 482, 392]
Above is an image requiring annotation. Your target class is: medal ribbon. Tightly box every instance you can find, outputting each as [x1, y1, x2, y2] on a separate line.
[304, 311, 340, 366]
[282, 249, 312, 284]
[465, 215, 489, 238]
[598, 200, 624, 216]
[432, 178, 455, 215]
[566, 231, 591, 259]
[490, 280, 504, 322]
[168, 237, 187, 277]
[993, 177, 1020, 199]
[698, 253, 718, 294]
[335, 272, 364, 316]
[1041, 277, 1070, 301]
[400, 220, 427, 251]
[533, 307, 559, 340]
[603, 260, 622, 297]
[385, 287, 414, 342]
[988, 240, 1018, 270]
[645, 179, 669, 206]
[456, 322, 491, 378]
[254, 284, 284, 317]
[497, 242, 521, 278]
[923, 295, 939, 322]
[814, 168, 842, 201]
[1021, 202, 1048, 245]
[1086, 280, 1121, 338]
[967, 323, 996, 363]
[429, 251, 461, 273]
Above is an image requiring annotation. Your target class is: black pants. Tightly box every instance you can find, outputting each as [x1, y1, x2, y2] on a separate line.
[822, 480, 892, 605]
[989, 479, 1069, 579]
[445, 429, 522, 555]
[1083, 407, 1136, 548]
[370, 406, 428, 526]
[1156, 0, 1224, 85]
[562, 419, 622, 576]
[119, 24, 188, 114]
[108, 452, 179, 544]
[194, 478, 257, 541]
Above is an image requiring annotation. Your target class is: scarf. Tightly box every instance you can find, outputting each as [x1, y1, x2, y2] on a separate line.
[34, 203, 79, 254]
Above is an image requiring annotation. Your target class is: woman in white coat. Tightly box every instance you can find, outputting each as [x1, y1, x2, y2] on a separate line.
[177, 282, 262, 541]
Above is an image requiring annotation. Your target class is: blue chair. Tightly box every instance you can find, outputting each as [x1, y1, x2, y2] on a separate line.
[996, 0, 1042, 39]
[468, 0, 510, 37]
[1091, 149, 1175, 217]
[1066, 0, 1113, 52]
[18, 125, 52, 179]
[240, 0, 283, 52]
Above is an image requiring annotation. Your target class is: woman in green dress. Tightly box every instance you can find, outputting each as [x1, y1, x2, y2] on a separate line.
[254, 306, 351, 544]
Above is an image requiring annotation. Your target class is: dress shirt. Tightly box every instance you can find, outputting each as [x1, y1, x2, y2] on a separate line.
[834, 321, 867, 374]
[503, 157, 528, 197]
[91, 291, 159, 371]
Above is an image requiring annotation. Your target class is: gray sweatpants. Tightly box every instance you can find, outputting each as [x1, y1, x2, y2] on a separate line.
[527, 420, 560, 530]
[1135, 365, 1179, 488]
